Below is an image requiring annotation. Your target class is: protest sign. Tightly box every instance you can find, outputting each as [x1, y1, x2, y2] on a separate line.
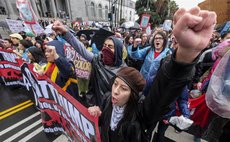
[64, 43, 92, 79]
[140, 14, 150, 28]
[5, 19, 24, 33]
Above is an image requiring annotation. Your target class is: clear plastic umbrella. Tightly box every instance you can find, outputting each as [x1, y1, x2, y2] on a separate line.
[120, 21, 140, 29]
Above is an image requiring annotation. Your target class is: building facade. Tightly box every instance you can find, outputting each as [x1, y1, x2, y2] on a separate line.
[0, 0, 136, 24]
[198, 0, 230, 24]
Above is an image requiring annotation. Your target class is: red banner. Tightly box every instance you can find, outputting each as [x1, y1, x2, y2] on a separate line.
[0, 50, 101, 142]
[0, 49, 23, 86]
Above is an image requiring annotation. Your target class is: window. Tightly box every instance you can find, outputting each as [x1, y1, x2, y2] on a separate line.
[90, 2, 96, 17]
[98, 4, 102, 18]
[105, 6, 108, 20]
[129, 11, 132, 21]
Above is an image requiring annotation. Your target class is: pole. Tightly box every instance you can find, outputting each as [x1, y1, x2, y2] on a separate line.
[120, 0, 123, 21]
[147, 0, 150, 10]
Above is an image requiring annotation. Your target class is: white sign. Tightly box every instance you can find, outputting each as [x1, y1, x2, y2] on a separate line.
[24, 23, 44, 35]
[163, 20, 172, 31]
[5, 19, 24, 33]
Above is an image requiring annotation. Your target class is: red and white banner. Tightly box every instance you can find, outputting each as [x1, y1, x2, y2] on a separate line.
[0, 50, 101, 142]
[16, 0, 37, 24]
[0, 49, 23, 86]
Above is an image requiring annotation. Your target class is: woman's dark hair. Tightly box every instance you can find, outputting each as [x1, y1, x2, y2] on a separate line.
[20, 40, 33, 48]
[18, 31, 26, 39]
[121, 90, 139, 125]
[4, 38, 12, 44]
[140, 33, 147, 39]
[152, 31, 167, 52]
[28, 47, 46, 63]
[124, 35, 133, 46]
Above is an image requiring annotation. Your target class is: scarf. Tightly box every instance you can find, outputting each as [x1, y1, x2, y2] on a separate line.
[102, 46, 114, 66]
[110, 105, 125, 131]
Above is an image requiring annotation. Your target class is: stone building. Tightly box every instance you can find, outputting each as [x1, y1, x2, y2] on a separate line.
[0, 0, 136, 24]
[198, 0, 230, 24]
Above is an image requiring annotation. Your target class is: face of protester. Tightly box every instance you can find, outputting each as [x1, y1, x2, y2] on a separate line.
[154, 34, 164, 52]
[111, 77, 131, 106]
[10, 37, 20, 45]
[141, 33, 148, 43]
[35, 42, 42, 48]
[18, 43, 25, 51]
[80, 36, 86, 41]
[45, 46, 56, 62]
[25, 36, 32, 41]
[129, 36, 134, 44]
[102, 39, 115, 53]
[3, 40, 12, 48]
[223, 33, 230, 40]
[27, 51, 34, 61]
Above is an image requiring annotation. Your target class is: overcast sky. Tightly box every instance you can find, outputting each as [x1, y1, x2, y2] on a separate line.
[172, 0, 205, 10]
[132, 0, 205, 10]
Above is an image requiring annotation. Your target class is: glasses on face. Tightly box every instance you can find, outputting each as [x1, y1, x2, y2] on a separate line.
[103, 43, 114, 49]
[154, 37, 164, 40]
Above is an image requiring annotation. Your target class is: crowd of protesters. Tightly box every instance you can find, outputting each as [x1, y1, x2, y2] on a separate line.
[0, 6, 229, 142]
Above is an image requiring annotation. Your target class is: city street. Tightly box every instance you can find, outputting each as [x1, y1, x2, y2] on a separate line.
[0, 85, 58, 142]
[0, 0, 229, 141]
[0, 85, 208, 142]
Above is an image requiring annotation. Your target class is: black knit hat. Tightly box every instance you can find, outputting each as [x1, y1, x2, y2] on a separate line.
[116, 67, 146, 94]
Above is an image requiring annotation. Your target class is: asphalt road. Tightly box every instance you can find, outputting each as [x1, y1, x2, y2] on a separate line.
[0, 85, 58, 142]
[0, 85, 208, 142]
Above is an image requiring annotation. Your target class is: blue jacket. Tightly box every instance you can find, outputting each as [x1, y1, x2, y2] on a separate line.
[164, 86, 190, 119]
[129, 45, 171, 80]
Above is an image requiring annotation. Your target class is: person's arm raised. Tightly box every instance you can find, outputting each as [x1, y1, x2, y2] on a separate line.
[52, 21, 94, 62]
[173, 7, 217, 63]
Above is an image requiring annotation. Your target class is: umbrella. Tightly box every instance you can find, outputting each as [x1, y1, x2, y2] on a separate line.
[76, 29, 98, 41]
[91, 28, 114, 50]
[120, 21, 140, 29]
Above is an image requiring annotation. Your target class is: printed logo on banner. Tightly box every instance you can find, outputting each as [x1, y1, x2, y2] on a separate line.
[0, 49, 23, 86]
[20, 62, 100, 142]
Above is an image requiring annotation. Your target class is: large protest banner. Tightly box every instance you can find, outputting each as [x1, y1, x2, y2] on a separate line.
[16, 0, 44, 34]
[0, 49, 23, 86]
[0, 50, 101, 142]
[16, 0, 37, 24]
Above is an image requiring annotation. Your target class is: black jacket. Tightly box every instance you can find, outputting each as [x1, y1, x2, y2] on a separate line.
[98, 51, 198, 142]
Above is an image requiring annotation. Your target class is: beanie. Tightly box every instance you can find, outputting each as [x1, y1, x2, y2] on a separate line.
[116, 67, 146, 94]
[26, 32, 35, 37]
